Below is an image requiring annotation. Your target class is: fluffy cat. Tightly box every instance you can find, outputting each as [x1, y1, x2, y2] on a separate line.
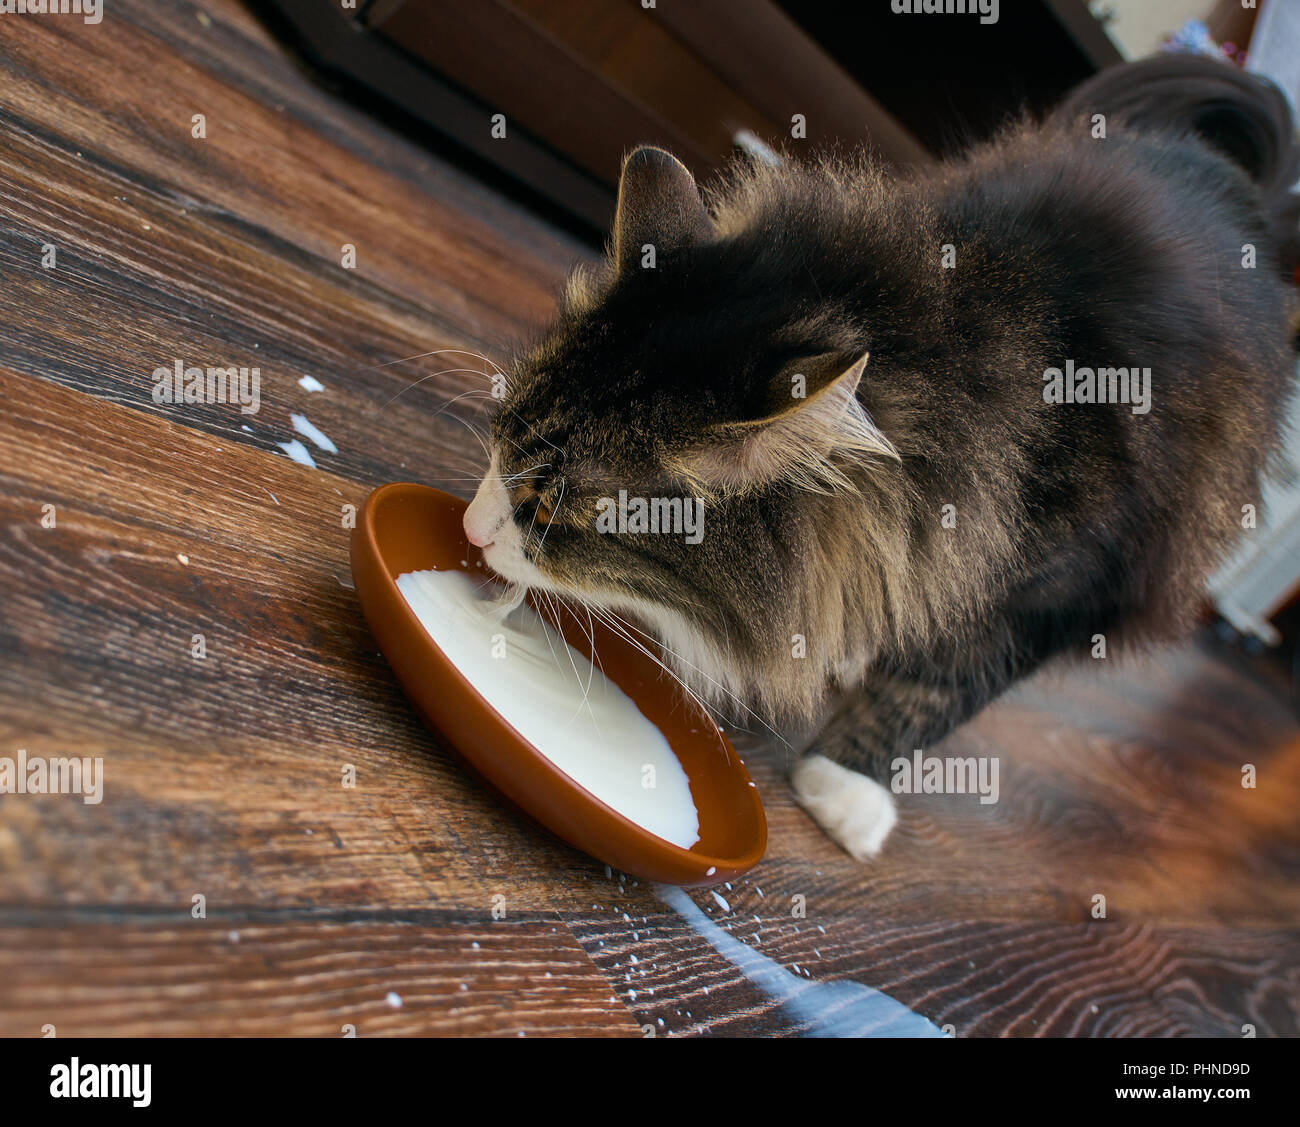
[464, 55, 1300, 859]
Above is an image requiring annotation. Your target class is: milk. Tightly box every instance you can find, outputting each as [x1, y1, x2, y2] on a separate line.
[395, 568, 700, 849]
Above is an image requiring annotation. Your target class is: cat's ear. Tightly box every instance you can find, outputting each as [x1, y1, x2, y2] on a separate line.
[678, 351, 899, 494]
[612, 147, 712, 273]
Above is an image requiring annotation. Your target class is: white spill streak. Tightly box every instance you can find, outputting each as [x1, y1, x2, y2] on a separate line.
[298, 375, 325, 392]
[276, 439, 316, 468]
[291, 412, 337, 453]
[655, 885, 945, 1038]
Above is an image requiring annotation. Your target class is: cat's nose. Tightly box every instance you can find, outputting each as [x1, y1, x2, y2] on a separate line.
[465, 469, 510, 547]
[464, 490, 506, 547]
[463, 509, 498, 548]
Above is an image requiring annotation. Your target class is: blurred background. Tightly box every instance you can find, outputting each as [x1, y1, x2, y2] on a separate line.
[254, 1, 1290, 232]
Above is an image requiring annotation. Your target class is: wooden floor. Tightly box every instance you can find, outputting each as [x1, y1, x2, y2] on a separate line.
[1, 0, 1297, 1037]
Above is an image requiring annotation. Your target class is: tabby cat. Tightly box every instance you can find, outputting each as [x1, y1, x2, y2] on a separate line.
[463, 55, 1300, 858]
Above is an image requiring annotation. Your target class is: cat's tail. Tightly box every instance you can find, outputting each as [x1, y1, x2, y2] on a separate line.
[1053, 54, 1300, 278]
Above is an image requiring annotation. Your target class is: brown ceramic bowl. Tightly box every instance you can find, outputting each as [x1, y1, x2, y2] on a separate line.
[350, 482, 767, 887]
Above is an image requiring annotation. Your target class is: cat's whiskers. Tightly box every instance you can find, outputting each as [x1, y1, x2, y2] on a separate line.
[370, 349, 537, 439]
[365, 346, 506, 375]
[556, 593, 603, 731]
[373, 347, 574, 481]
[551, 591, 616, 733]
[434, 409, 492, 465]
[578, 599, 608, 684]
[487, 581, 578, 726]
[499, 464, 549, 488]
[429, 472, 542, 484]
[590, 601, 790, 751]
[380, 372, 499, 410]
[481, 576, 587, 717]
[537, 588, 601, 732]
[578, 601, 742, 762]
[493, 483, 618, 732]
[516, 484, 601, 681]
[561, 593, 602, 717]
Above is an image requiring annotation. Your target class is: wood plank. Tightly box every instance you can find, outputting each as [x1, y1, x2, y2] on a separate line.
[0, 920, 640, 1037]
[0, 0, 587, 351]
[0, 69, 579, 495]
[564, 892, 1300, 1037]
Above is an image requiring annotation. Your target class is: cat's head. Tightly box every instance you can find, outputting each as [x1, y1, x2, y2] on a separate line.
[464, 147, 900, 722]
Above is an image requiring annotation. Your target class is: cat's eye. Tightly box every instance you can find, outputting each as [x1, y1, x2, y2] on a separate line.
[511, 484, 554, 529]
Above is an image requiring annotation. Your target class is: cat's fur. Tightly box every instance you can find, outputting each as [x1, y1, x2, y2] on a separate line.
[466, 55, 1300, 858]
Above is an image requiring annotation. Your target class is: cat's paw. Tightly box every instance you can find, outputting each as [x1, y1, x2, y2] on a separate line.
[791, 755, 897, 860]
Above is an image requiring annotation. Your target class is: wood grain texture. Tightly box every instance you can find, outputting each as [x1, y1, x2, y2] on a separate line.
[0, 920, 640, 1037]
[0, 0, 1297, 1037]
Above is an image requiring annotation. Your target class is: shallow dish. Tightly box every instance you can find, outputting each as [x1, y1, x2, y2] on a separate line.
[350, 482, 767, 886]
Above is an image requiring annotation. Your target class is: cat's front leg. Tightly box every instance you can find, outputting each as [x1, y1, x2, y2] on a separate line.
[791, 673, 979, 860]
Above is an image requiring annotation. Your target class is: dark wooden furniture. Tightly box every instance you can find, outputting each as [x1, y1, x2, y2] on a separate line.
[256, 0, 1121, 233]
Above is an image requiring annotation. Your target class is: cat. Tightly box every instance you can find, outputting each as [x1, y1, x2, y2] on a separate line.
[463, 55, 1300, 859]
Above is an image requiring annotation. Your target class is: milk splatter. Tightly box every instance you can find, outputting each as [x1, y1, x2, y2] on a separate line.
[656, 885, 945, 1038]
[290, 413, 337, 453]
[276, 438, 316, 468]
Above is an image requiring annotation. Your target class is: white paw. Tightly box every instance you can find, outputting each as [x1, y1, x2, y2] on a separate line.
[791, 755, 898, 860]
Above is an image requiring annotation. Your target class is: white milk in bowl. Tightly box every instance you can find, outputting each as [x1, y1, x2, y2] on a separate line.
[395, 568, 700, 849]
